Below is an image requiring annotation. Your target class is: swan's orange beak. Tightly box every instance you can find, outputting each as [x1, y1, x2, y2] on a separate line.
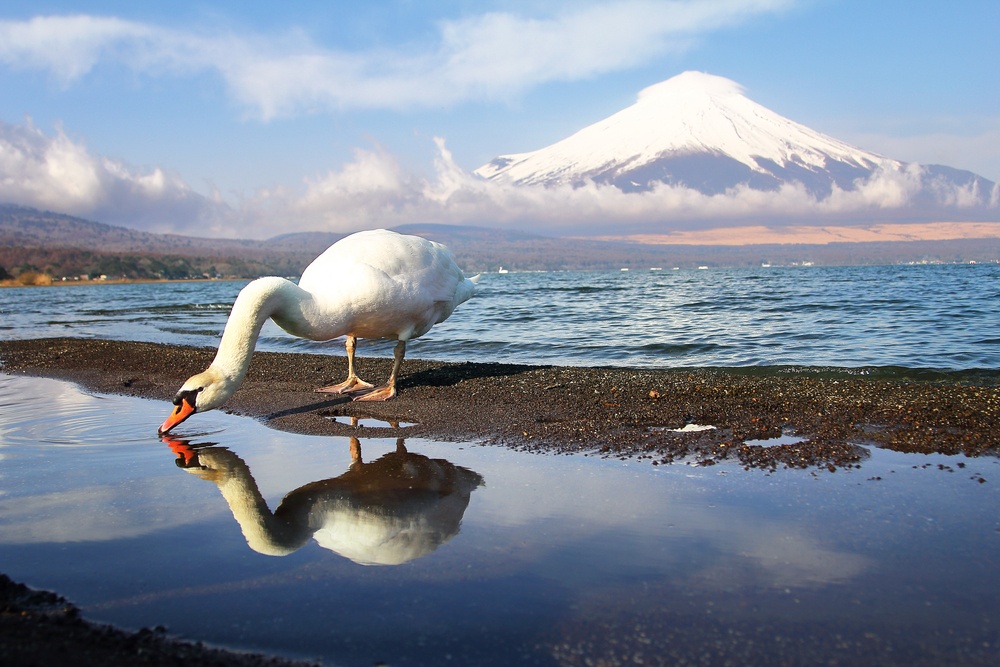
[159, 396, 196, 434]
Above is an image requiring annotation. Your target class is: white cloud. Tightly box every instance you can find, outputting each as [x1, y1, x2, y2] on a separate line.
[0, 118, 231, 235]
[2, 119, 995, 240]
[847, 121, 1000, 184]
[0, 15, 151, 83]
[0, 2, 797, 118]
[443, 0, 802, 90]
[239, 138, 997, 238]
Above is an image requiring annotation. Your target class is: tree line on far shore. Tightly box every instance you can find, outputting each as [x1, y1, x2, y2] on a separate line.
[0, 246, 313, 284]
[4, 235, 1000, 286]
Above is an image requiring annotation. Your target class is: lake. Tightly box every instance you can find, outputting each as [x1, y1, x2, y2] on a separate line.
[2, 263, 999, 371]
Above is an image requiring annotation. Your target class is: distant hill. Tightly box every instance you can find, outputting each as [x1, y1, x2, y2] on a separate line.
[0, 204, 271, 254]
[0, 204, 315, 280]
[2, 204, 1000, 281]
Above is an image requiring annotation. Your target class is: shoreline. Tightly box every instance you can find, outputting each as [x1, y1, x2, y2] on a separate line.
[0, 277, 242, 288]
[0, 574, 318, 667]
[1, 337, 997, 470]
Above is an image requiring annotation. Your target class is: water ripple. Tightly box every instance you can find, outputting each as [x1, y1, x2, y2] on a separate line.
[3, 265, 1000, 371]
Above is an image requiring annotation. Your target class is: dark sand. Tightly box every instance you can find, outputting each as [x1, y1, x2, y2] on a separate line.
[0, 574, 318, 666]
[1, 337, 998, 664]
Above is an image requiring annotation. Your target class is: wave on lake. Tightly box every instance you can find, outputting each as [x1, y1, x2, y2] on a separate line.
[2, 264, 999, 377]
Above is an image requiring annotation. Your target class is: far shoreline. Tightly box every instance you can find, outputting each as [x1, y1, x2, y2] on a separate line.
[0, 276, 250, 288]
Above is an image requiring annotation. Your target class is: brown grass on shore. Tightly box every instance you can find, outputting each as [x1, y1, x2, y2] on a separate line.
[3, 271, 54, 286]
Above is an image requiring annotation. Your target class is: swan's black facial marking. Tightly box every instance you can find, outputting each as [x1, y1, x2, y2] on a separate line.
[160, 387, 203, 434]
[173, 387, 204, 411]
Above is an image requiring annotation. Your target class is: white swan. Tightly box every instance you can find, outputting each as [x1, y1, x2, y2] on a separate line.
[158, 229, 478, 434]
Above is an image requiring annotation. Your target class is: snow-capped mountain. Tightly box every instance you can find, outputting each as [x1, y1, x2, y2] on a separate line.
[475, 72, 995, 205]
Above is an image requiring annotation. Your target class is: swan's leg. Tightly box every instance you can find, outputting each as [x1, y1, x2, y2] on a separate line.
[349, 436, 362, 465]
[354, 340, 404, 401]
[315, 336, 375, 394]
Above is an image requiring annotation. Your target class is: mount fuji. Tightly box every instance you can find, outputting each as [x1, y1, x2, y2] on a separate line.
[475, 72, 996, 215]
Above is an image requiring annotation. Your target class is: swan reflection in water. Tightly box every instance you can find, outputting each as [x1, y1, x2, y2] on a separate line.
[162, 435, 484, 565]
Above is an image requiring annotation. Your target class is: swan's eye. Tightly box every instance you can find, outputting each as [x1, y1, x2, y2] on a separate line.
[174, 387, 203, 407]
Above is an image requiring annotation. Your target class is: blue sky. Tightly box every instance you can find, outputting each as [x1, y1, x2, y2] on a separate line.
[0, 0, 997, 239]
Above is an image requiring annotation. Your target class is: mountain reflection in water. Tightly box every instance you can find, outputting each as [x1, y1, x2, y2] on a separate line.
[164, 436, 483, 565]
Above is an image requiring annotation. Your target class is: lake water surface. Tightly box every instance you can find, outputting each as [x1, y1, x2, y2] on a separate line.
[2, 263, 999, 371]
[1, 373, 997, 665]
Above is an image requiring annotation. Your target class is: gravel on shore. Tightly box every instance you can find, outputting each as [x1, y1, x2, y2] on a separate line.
[1, 337, 997, 472]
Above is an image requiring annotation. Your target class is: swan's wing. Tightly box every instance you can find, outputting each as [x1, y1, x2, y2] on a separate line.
[298, 230, 476, 340]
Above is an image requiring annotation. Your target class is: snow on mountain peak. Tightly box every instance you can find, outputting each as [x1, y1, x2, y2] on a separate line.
[636, 70, 744, 102]
[475, 71, 894, 194]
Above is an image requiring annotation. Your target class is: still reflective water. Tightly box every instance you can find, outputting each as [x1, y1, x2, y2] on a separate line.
[1, 373, 997, 665]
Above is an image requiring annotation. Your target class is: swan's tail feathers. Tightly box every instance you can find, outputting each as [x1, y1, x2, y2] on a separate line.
[470, 274, 481, 284]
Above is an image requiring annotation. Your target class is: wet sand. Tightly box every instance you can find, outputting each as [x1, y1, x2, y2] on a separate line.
[1, 336, 998, 664]
[1, 574, 318, 666]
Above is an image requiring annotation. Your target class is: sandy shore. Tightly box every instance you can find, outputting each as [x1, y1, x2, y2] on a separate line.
[1, 337, 998, 664]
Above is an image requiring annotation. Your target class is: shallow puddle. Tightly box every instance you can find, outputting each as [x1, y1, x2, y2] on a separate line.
[743, 431, 806, 447]
[328, 414, 419, 428]
[0, 373, 997, 666]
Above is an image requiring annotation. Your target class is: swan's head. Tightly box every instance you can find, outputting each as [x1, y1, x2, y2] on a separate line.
[158, 368, 234, 434]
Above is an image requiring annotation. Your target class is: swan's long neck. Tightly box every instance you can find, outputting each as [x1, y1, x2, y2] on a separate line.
[195, 449, 311, 556]
[210, 277, 312, 388]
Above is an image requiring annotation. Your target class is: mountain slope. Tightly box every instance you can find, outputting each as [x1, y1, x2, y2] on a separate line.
[0, 204, 278, 254]
[475, 71, 996, 203]
[0, 205, 316, 279]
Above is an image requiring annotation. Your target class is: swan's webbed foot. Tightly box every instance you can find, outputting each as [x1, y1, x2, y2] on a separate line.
[352, 384, 396, 401]
[315, 377, 374, 394]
